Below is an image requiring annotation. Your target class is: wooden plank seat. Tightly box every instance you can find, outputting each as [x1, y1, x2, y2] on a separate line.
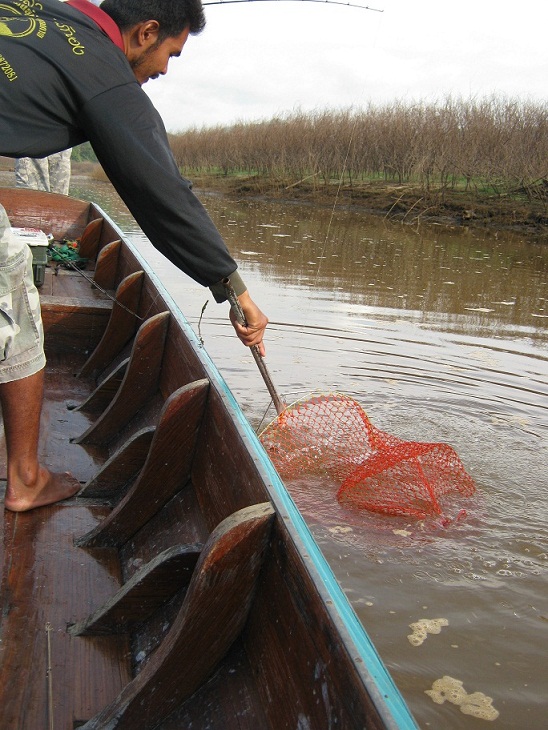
[78, 216, 104, 262]
[39, 267, 114, 356]
[93, 238, 122, 291]
[78, 427, 156, 500]
[69, 543, 203, 636]
[76, 379, 210, 547]
[78, 502, 275, 730]
[73, 311, 171, 446]
[72, 358, 129, 416]
[78, 270, 145, 378]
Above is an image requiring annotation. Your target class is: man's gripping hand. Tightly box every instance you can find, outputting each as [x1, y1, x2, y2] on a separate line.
[229, 290, 268, 356]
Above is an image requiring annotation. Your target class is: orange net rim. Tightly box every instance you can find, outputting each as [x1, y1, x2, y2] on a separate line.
[259, 391, 369, 435]
[259, 391, 476, 522]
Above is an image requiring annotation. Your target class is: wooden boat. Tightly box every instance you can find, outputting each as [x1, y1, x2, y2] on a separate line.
[0, 188, 418, 730]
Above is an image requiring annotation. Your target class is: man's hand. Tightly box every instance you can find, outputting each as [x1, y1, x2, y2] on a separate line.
[229, 290, 268, 356]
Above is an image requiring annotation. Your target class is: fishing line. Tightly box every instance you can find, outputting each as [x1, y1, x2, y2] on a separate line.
[314, 116, 359, 279]
[52, 253, 145, 319]
[200, 0, 385, 284]
[311, 8, 385, 281]
[47, 241, 183, 323]
[45, 622, 54, 730]
[204, 0, 383, 10]
[255, 399, 274, 433]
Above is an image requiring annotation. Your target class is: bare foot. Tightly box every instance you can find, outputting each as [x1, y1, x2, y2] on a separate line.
[4, 468, 81, 512]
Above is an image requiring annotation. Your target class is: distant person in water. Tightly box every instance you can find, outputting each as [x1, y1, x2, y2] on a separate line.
[15, 150, 72, 195]
[0, 0, 268, 512]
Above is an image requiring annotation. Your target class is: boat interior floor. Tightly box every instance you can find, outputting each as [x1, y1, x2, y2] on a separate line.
[0, 267, 271, 729]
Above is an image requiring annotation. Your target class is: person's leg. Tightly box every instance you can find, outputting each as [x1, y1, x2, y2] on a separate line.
[0, 223, 79, 512]
[1, 368, 80, 511]
[14, 157, 51, 192]
[47, 149, 72, 195]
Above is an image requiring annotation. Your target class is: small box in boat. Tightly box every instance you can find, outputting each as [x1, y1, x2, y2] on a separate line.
[10, 227, 49, 287]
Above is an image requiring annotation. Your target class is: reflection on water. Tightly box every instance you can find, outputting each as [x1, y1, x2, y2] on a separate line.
[69, 177, 547, 730]
[218, 198, 547, 333]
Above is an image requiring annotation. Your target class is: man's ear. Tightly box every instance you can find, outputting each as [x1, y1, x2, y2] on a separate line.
[136, 20, 160, 49]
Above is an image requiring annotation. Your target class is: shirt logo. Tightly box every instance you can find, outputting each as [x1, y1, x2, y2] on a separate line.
[0, 17, 38, 38]
[0, 3, 46, 39]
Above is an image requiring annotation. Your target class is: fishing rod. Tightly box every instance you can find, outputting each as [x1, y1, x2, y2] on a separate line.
[203, 0, 383, 12]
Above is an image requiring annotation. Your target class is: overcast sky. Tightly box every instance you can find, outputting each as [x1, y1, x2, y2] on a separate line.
[144, 0, 547, 133]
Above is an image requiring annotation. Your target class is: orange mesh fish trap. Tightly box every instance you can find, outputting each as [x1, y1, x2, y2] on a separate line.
[259, 393, 476, 520]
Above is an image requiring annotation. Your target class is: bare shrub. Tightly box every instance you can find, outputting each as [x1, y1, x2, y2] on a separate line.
[168, 97, 548, 203]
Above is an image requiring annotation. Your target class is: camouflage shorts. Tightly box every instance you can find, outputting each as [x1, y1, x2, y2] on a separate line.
[14, 150, 72, 195]
[0, 242, 45, 383]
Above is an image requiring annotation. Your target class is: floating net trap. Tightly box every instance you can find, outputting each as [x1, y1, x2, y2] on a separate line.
[259, 394, 476, 520]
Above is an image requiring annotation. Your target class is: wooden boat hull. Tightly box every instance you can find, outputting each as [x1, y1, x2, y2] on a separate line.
[0, 188, 418, 729]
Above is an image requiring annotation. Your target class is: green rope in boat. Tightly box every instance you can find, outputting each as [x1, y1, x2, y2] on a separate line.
[48, 240, 88, 268]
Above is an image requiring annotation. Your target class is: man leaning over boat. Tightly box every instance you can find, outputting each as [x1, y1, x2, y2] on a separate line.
[0, 0, 268, 511]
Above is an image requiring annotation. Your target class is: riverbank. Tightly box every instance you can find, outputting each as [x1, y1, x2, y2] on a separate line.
[2, 158, 546, 241]
[187, 171, 548, 242]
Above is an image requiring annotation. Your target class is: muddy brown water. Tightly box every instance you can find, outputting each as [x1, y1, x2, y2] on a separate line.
[36, 177, 548, 727]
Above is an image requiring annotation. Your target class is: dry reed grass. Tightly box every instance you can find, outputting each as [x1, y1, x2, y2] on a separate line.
[169, 97, 548, 209]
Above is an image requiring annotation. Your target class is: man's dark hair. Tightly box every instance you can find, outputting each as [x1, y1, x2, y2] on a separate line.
[101, 0, 206, 40]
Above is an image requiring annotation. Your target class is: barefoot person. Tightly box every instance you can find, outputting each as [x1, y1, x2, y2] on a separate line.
[0, 0, 268, 511]
[0, 368, 81, 512]
[0, 207, 80, 511]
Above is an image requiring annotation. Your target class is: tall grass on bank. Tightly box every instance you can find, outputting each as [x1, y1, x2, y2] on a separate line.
[168, 97, 547, 204]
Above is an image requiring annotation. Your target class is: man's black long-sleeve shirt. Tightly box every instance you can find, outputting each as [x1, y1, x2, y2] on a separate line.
[0, 0, 241, 295]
